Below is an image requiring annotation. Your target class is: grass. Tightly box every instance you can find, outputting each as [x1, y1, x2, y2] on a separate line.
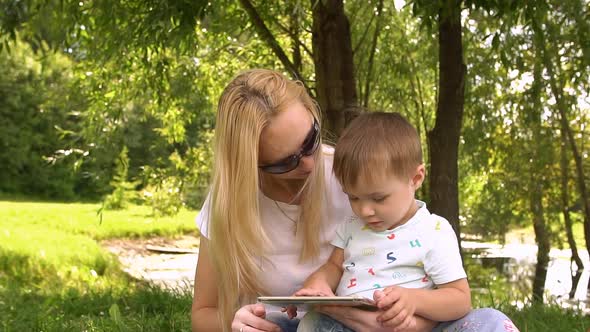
[0, 200, 197, 331]
[1, 200, 589, 331]
[1, 201, 198, 240]
[504, 304, 590, 331]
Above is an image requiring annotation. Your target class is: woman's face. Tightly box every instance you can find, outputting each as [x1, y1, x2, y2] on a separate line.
[258, 101, 318, 180]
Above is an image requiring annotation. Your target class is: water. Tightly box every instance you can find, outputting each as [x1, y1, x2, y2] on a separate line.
[463, 241, 590, 312]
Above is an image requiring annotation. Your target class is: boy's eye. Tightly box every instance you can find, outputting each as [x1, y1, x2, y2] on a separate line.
[347, 195, 358, 201]
[372, 196, 387, 203]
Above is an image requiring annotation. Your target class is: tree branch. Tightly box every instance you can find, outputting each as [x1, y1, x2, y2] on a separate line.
[353, 14, 375, 55]
[237, 0, 307, 86]
[362, 0, 384, 107]
[269, 16, 314, 59]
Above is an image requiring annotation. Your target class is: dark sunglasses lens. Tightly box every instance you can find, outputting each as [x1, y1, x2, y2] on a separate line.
[261, 156, 299, 174]
[302, 123, 320, 156]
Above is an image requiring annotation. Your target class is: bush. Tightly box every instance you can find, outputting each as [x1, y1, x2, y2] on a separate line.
[104, 147, 139, 210]
[141, 176, 184, 217]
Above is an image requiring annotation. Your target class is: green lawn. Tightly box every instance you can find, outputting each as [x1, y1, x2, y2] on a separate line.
[0, 200, 197, 331]
[1, 200, 589, 331]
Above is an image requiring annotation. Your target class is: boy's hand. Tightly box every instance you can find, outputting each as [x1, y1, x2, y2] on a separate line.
[374, 286, 417, 330]
[285, 286, 335, 320]
[293, 287, 335, 297]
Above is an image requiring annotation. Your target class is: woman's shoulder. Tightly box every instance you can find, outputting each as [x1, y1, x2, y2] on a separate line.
[322, 144, 335, 155]
[321, 145, 350, 207]
[321, 144, 335, 171]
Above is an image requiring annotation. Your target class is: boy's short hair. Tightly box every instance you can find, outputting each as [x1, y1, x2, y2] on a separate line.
[333, 112, 423, 190]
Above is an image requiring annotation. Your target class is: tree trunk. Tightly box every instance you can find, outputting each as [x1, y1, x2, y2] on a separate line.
[311, 0, 358, 138]
[529, 72, 550, 304]
[427, 0, 465, 245]
[541, 19, 590, 291]
[530, 177, 550, 303]
[530, 20, 551, 303]
[561, 123, 585, 298]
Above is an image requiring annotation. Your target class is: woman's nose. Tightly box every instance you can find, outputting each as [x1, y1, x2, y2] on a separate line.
[298, 154, 315, 172]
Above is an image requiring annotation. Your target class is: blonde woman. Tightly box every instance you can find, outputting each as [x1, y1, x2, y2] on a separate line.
[191, 69, 353, 332]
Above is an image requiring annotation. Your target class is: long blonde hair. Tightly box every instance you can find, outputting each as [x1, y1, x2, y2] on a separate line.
[209, 69, 325, 331]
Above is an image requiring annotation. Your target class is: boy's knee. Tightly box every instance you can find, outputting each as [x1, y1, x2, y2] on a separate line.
[472, 308, 519, 332]
[473, 308, 508, 320]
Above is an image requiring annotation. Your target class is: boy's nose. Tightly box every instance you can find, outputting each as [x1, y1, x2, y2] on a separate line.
[358, 203, 375, 218]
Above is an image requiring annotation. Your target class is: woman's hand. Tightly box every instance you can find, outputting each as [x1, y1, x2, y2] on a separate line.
[231, 304, 281, 332]
[374, 287, 417, 330]
[316, 305, 427, 332]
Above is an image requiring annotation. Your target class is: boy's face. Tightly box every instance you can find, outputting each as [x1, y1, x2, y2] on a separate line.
[344, 165, 425, 232]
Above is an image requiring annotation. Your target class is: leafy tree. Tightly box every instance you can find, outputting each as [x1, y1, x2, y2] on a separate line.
[0, 39, 81, 199]
[460, 0, 589, 302]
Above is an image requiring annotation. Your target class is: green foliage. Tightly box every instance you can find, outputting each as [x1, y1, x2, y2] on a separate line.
[104, 147, 139, 210]
[142, 175, 184, 217]
[459, 2, 589, 245]
[0, 39, 82, 200]
[140, 130, 213, 216]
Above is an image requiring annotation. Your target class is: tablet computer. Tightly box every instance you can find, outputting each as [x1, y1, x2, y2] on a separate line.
[257, 296, 377, 311]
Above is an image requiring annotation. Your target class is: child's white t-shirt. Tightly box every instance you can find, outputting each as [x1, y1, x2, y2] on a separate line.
[196, 147, 354, 298]
[332, 201, 467, 299]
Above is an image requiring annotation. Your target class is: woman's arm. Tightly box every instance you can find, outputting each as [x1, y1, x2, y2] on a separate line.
[191, 237, 282, 332]
[191, 236, 222, 331]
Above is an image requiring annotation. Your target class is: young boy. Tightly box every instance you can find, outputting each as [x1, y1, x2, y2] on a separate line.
[294, 112, 518, 331]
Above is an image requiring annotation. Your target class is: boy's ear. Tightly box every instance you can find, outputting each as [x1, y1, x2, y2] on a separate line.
[412, 164, 426, 189]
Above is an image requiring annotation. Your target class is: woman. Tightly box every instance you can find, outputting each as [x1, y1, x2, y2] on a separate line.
[191, 69, 355, 332]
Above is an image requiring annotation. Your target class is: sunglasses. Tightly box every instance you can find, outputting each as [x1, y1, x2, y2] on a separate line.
[259, 119, 320, 174]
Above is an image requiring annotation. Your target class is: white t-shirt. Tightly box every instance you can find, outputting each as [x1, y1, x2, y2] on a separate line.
[332, 201, 467, 299]
[196, 146, 353, 297]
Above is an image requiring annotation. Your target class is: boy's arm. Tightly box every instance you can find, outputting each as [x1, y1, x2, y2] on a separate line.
[375, 278, 471, 326]
[413, 278, 471, 321]
[416, 279, 471, 322]
[295, 247, 345, 295]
